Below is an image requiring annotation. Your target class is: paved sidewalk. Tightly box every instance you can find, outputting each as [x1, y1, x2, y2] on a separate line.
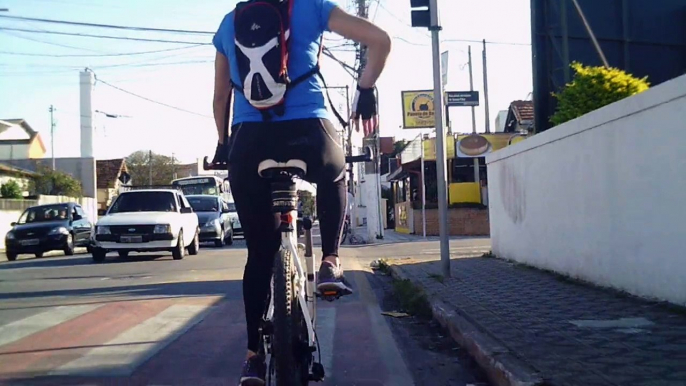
[347, 226, 476, 244]
[388, 255, 686, 386]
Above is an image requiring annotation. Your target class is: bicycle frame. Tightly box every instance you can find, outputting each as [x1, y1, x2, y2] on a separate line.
[262, 179, 318, 381]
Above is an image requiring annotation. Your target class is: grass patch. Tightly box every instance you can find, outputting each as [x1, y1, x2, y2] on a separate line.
[391, 279, 433, 319]
[428, 273, 445, 284]
[376, 258, 391, 274]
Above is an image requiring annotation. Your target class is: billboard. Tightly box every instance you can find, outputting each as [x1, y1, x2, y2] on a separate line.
[531, 0, 686, 133]
[401, 90, 435, 129]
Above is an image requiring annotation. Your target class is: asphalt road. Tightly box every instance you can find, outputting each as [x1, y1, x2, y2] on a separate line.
[0, 234, 491, 386]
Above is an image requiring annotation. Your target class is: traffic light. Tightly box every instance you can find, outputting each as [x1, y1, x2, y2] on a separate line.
[410, 0, 430, 28]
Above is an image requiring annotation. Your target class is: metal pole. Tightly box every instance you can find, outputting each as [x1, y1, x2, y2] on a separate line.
[570, 0, 609, 68]
[148, 150, 153, 186]
[49, 105, 56, 170]
[482, 39, 491, 134]
[468, 47, 480, 186]
[420, 135, 426, 238]
[430, 0, 451, 278]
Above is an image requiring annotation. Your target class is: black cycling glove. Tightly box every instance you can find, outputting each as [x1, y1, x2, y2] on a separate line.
[211, 140, 230, 165]
[351, 85, 377, 120]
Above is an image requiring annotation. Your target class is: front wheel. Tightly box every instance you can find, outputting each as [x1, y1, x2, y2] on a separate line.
[188, 228, 200, 255]
[272, 248, 307, 385]
[172, 231, 185, 260]
[63, 233, 75, 256]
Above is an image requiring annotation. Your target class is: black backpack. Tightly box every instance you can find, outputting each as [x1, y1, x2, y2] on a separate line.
[231, 0, 347, 126]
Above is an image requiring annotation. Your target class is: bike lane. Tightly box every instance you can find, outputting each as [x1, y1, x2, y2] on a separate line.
[0, 259, 413, 385]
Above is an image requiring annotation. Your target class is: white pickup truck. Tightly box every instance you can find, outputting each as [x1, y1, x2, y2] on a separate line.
[91, 189, 199, 262]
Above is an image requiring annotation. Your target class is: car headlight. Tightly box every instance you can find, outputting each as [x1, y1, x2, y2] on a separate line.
[204, 219, 220, 228]
[154, 224, 171, 234]
[49, 227, 69, 235]
[96, 226, 111, 235]
[6, 232, 14, 240]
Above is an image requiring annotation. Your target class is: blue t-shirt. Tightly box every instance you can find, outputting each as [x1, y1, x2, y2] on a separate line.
[213, 0, 339, 125]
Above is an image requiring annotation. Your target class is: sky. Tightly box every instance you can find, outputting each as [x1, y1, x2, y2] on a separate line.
[0, 0, 533, 164]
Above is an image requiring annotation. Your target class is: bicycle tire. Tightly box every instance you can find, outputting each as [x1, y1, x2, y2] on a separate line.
[272, 248, 306, 385]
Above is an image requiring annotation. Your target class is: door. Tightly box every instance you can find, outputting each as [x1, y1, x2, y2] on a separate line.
[72, 205, 91, 245]
[219, 199, 232, 232]
[178, 194, 197, 244]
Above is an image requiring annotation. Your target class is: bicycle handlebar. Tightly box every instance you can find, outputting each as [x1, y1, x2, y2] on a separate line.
[202, 146, 373, 171]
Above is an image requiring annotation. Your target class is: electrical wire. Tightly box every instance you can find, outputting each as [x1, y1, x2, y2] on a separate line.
[0, 44, 204, 57]
[0, 14, 214, 35]
[0, 30, 105, 52]
[0, 26, 210, 45]
[93, 74, 213, 119]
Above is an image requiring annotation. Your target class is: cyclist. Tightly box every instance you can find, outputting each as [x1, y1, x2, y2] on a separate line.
[210, 0, 391, 383]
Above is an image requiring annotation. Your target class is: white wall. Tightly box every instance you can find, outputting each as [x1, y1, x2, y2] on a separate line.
[486, 74, 686, 306]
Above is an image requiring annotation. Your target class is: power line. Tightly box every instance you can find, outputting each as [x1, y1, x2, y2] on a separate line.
[0, 30, 105, 52]
[0, 44, 204, 57]
[0, 26, 210, 44]
[0, 14, 214, 35]
[94, 75, 213, 119]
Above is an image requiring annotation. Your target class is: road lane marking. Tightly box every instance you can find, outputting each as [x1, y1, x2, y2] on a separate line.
[49, 304, 213, 376]
[0, 304, 102, 347]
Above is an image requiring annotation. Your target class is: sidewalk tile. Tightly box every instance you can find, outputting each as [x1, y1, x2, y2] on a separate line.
[390, 256, 686, 386]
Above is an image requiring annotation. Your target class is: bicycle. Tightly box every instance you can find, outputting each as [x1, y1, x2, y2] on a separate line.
[203, 146, 372, 385]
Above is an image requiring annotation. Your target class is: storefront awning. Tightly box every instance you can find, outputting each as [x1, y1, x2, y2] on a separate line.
[387, 165, 409, 182]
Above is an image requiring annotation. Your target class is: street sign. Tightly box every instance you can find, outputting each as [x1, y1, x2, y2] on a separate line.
[445, 91, 480, 107]
[441, 51, 449, 86]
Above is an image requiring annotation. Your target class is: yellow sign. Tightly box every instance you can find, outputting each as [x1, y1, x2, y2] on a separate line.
[422, 136, 455, 160]
[402, 90, 435, 129]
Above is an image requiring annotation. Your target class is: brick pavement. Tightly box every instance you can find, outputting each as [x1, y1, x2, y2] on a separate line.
[389, 255, 686, 386]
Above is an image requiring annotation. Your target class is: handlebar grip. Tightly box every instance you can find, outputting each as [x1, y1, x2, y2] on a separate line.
[202, 156, 229, 171]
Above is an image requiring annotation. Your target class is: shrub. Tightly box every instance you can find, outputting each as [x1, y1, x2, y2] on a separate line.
[550, 62, 650, 126]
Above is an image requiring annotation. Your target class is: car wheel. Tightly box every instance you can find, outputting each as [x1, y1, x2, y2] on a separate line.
[6, 252, 17, 262]
[118, 251, 129, 258]
[226, 228, 234, 246]
[172, 231, 185, 260]
[92, 248, 106, 263]
[215, 228, 225, 248]
[188, 229, 200, 256]
[64, 233, 75, 256]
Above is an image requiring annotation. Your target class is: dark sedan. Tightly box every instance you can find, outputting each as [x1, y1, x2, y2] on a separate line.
[186, 195, 234, 247]
[4, 202, 94, 261]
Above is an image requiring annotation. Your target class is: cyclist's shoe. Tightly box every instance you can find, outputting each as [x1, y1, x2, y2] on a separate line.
[317, 261, 353, 296]
[239, 355, 266, 386]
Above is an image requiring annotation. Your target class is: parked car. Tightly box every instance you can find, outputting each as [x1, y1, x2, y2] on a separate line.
[186, 195, 234, 247]
[225, 199, 243, 236]
[4, 202, 94, 261]
[91, 189, 199, 262]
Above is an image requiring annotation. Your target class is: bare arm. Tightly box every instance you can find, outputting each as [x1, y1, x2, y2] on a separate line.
[213, 51, 233, 144]
[328, 6, 391, 88]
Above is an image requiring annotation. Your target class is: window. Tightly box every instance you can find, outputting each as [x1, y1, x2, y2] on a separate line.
[109, 192, 177, 213]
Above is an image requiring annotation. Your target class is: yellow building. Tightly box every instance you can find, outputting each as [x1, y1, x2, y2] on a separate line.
[0, 119, 47, 160]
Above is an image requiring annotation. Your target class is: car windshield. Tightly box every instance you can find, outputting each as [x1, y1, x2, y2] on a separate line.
[18, 204, 69, 224]
[109, 192, 177, 213]
[187, 197, 218, 212]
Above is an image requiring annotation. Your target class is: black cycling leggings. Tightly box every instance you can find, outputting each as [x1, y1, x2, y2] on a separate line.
[227, 118, 347, 352]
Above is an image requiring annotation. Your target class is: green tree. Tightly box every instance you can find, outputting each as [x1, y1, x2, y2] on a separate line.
[126, 150, 176, 186]
[31, 166, 82, 197]
[297, 190, 316, 217]
[551, 62, 650, 126]
[1, 180, 22, 199]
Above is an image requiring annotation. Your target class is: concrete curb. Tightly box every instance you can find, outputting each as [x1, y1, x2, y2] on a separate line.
[388, 264, 546, 386]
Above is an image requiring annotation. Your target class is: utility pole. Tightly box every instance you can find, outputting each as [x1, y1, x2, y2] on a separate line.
[148, 150, 153, 186]
[482, 39, 491, 133]
[49, 105, 56, 170]
[468, 47, 480, 185]
[430, 0, 450, 277]
[172, 153, 177, 180]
